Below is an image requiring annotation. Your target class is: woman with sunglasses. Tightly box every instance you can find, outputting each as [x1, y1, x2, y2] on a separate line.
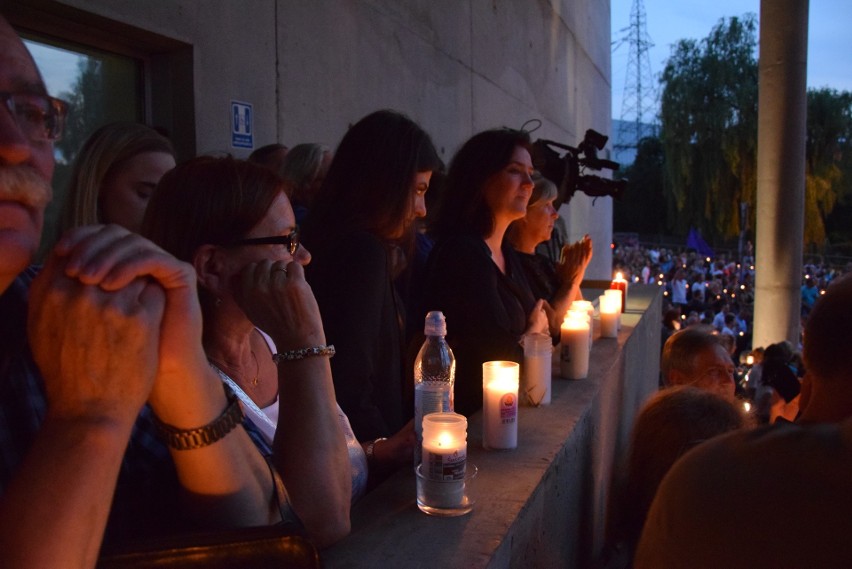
[142, 155, 357, 547]
[301, 110, 442, 469]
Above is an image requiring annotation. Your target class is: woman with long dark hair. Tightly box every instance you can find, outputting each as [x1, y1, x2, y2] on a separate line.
[423, 128, 551, 415]
[302, 110, 442, 460]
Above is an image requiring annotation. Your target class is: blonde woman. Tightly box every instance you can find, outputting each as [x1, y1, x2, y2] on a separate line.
[507, 173, 593, 322]
[60, 122, 175, 233]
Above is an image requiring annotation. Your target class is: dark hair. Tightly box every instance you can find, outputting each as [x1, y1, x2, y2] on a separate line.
[615, 386, 748, 553]
[248, 143, 289, 170]
[302, 109, 440, 243]
[803, 274, 852, 383]
[431, 128, 532, 239]
[141, 155, 283, 264]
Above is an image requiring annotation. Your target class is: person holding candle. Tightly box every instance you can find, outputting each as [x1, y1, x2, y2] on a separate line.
[423, 128, 550, 416]
[506, 173, 593, 323]
[301, 110, 441, 452]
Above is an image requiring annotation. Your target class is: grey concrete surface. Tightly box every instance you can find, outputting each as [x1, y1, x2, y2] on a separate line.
[323, 284, 662, 569]
[25, 0, 614, 280]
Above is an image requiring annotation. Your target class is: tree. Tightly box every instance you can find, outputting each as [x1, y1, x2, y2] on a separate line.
[806, 88, 852, 245]
[659, 15, 758, 243]
[613, 136, 666, 235]
[659, 16, 852, 249]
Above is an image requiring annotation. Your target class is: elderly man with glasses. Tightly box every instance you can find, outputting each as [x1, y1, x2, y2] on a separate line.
[660, 326, 736, 398]
[0, 15, 285, 569]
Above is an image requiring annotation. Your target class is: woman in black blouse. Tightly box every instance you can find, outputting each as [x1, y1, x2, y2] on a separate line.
[423, 129, 551, 416]
[302, 110, 441, 460]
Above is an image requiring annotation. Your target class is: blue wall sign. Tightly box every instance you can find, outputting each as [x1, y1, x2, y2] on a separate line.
[231, 100, 253, 149]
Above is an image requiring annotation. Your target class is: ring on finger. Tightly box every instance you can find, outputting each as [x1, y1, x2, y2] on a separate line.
[273, 267, 288, 275]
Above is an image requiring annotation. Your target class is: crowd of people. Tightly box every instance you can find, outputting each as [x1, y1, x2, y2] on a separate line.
[2, 12, 851, 567]
[0, 16, 595, 567]
[614, 238, 848, 354]
[601, 235, 852, 567]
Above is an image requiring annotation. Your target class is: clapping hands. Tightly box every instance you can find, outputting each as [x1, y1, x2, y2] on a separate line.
[557, 234, 593, 288]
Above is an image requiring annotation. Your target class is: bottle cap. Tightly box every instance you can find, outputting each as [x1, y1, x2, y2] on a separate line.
[424, 310, 447, 336]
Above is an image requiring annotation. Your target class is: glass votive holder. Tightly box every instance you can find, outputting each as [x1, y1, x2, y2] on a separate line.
[415, 463, 477, 517]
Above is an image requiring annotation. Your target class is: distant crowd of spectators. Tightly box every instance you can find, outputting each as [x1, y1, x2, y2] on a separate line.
[611, 237, 850, 359]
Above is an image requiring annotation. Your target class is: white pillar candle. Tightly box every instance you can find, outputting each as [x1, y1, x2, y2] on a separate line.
[566, 308, 591, 352]
[604, 289, 623, 330]
[560, 313, 590, 379]
[522, 333, 552, 406]
[420, 412, 467, 508]
[599, 294, 619, 338]
[571, 300, 595, 350]
[482, 361, 519, 449]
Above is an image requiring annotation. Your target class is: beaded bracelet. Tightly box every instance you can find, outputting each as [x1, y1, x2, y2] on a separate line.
[272, 344, 336, 364]
[152, 386, 244, 451]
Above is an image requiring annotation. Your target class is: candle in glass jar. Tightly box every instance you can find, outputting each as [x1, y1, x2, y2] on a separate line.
[599, 294, 619, 338]
[560, 312, 590, 379]
[611, 272, 629, 313]
[482, 361, 519, 449]
[420, 412, 467, 507]
[422, 412, 467, 478]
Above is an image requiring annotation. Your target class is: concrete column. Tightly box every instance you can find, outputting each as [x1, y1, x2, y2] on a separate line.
[753, 0, 809, 349]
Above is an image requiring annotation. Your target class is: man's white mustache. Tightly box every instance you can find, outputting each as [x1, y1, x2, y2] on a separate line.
[0, 165, 52, 209]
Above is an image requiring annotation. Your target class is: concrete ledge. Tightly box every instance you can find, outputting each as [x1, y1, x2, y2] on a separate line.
[324, 285, 662, 568]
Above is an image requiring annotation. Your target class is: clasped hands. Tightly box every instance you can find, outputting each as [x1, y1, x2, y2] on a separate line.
[28, 224, 210, 430]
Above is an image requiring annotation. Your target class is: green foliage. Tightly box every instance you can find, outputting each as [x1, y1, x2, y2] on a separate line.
[613, 136, 667, 234]
[806, 88, 852, 244]
[659, 15, 758, 242]
[658, 15, 852, 248]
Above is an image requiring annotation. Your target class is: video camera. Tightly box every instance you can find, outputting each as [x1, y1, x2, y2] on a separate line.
[531, 128, 627, 207]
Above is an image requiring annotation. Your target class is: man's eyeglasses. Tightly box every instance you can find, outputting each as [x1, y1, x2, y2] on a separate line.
[1, 92, 69, 142]
[225, 227, 300, 255]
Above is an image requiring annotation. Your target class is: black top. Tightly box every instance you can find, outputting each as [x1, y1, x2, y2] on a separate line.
[304, 230, 408, 441]
[422, 234, 536, 416]
[515, 251, 560, 303]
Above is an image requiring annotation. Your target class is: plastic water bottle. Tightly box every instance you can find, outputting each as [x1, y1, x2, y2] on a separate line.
[414, 311, 456, 465]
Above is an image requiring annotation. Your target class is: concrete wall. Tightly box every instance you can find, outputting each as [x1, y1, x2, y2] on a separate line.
[322, 284, 662, 568]
[49, 0, 613, 277]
